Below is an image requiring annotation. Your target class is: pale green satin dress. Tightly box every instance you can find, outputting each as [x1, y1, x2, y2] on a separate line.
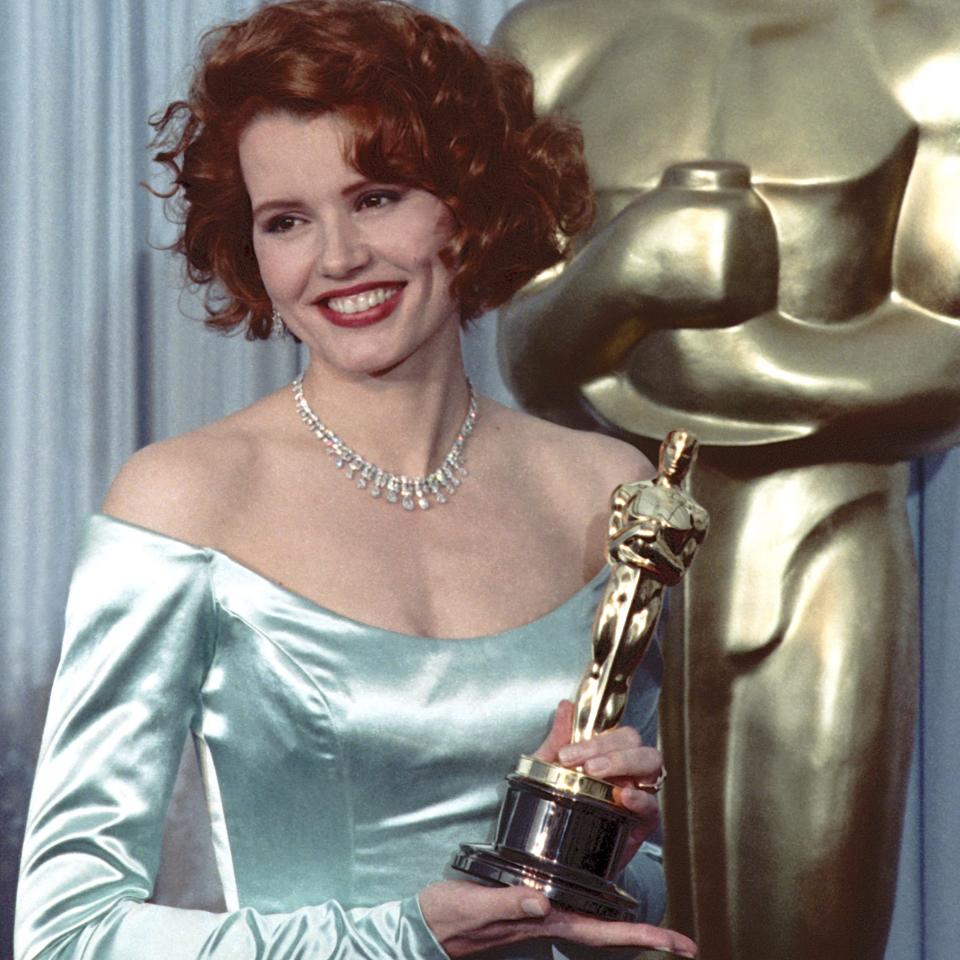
[15, 515, 665, 960]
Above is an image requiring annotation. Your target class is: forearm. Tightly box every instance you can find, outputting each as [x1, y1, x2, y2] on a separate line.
[593, 300, 960, 456]
[17, 895, 443, 960]
[497, 254, 646, 417]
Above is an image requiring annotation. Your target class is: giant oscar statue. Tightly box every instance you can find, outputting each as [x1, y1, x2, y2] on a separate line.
[493, 1, 960, 958]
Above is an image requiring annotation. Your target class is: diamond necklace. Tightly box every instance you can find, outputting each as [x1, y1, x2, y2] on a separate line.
[292, 375, 478, 511]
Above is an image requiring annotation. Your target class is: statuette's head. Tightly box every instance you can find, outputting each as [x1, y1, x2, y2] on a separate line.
[659, 429, 698, 484]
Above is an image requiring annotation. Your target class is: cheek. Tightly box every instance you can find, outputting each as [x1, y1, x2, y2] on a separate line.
[401, 201, 457, 274]
[416, 220, 457, 288]
[251, 236, 276, 284]
[253, 239, 302, 296]
[431, 214, 460, 298]
[415, 242, 457, 305]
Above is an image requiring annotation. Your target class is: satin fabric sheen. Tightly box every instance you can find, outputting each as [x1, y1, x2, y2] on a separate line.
[15, 514, 665, 960]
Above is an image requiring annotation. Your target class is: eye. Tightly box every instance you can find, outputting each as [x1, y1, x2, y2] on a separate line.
[264, 214, 302, 234]
[355, 189, 403, 211]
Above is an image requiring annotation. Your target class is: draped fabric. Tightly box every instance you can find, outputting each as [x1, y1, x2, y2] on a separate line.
[0, 2, 955, 959]
[14, 514, 663, 960]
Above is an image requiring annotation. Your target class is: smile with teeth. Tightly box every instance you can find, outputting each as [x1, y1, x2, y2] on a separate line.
[325, 286, 402, 315]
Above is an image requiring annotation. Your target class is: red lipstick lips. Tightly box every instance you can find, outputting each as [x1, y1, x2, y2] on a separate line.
[316, 282, 405, 329]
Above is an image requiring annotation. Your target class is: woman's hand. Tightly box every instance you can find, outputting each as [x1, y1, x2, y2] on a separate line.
[419, 703, 695, 959]
[538, 700, 663, 869]
[419, 880, 696, 958]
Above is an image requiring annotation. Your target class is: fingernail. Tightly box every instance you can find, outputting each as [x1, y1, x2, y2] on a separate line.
[558, 746, 582, 764]
[521, 898, 548, 918]
[585, 757, 610, 775]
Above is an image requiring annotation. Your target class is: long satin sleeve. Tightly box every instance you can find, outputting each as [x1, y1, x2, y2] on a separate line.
[14, 522, 447, 960]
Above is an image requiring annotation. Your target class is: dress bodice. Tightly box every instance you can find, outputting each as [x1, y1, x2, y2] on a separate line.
[15, 515, 664, 960]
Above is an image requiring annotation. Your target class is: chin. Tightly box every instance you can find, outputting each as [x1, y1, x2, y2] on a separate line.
[303, 322, 455, 380]
[305, 339, 417, 380]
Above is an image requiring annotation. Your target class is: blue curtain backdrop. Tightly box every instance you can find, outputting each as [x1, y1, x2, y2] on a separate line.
[0, 2, 956, 958]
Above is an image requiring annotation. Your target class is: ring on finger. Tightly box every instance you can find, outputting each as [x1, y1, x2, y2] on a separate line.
[634, 766, 667, 794]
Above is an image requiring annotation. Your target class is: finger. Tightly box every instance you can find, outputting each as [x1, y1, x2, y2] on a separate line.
[539, 913, 697, 957]
[533, 700, 574, 763]
[557, 725, 644, 766]
[442, 919, 554, 959]
[418, 881, 552, 947]
[611, 784, 661, 823]
[447, 911, 697, 959]
[459, 881, 553, 927]
[442, 923, 552, 959]
[582, 745, 661, 781]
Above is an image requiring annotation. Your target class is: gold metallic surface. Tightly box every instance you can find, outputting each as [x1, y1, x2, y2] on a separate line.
[515, 755, 619, 804]
[572, 432, 708, 744]
[456, 436, 707, 916]
[494, 2, 960, 957]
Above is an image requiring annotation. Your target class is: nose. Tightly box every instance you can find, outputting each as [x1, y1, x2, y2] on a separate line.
[316, 211, 371, 279]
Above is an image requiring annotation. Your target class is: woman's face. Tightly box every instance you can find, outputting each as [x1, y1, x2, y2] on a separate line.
[240, 111, 460, 377]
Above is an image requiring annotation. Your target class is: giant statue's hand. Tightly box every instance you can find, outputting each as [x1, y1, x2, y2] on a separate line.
[581, 300, 960, 456]
[582, 165, 779, 333]
[498, 164, 778, 417]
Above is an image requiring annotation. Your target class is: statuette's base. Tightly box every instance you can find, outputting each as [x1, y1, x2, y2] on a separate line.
[453, 843, 638, 920]
[452, 758, 639, 921]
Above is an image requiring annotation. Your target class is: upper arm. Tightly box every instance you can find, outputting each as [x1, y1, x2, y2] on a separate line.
[564, 430, 655, 566]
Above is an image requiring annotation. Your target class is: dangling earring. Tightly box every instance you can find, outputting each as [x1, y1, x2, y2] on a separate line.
[271, 305, 287, 339]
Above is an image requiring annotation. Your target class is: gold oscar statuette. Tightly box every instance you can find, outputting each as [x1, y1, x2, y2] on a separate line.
[452, 430, 708, 919]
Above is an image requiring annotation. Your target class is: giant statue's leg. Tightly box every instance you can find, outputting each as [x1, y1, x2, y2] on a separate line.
[660, 572, 738, 955]
[663, 461, 918, 959]
[724, 491, 917, 957]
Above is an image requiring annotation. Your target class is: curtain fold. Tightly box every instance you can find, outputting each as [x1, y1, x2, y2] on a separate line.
[1, 3, 954, 958]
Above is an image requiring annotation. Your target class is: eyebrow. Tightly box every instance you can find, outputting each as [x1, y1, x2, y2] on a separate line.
[251, 177, 391, 220]
[251, 198, 303, 219]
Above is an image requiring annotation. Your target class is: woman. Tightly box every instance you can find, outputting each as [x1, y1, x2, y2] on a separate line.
[14, 2, 695, 958]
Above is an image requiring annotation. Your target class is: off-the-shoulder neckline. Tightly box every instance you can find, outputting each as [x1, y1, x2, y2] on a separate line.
[89, 512, 609, 643]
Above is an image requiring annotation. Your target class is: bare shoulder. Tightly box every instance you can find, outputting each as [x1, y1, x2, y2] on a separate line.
[102, 427, 247, 545]
[488, 401, 654, 501]
[101, 395, 281, 545]
[483, 402, 652, 576]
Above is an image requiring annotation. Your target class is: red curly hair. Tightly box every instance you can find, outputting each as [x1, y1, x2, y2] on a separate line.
[151, 0, 594, 338]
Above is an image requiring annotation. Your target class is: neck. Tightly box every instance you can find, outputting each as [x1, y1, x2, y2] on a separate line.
[298, 344, 473, 480]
